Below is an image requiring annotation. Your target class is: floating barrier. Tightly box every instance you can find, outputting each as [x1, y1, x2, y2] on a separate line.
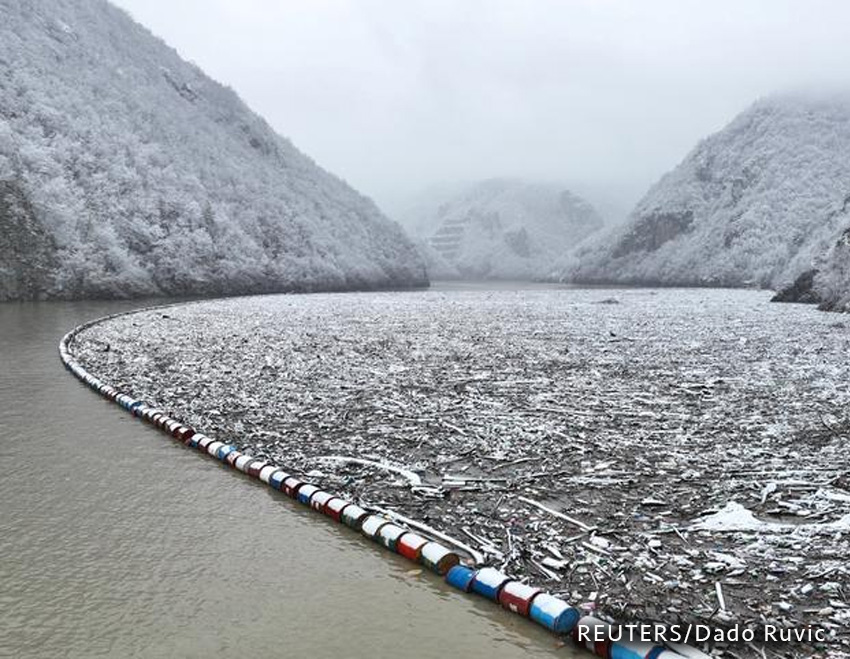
[376, 523, 407, 551]
[360, 514, 391, 540]
[296, 483, 320, 505]
[341, 504, 369, 530]
[610, 641, 679, 659]
[259, 466, 281, 484]
[573, 617, 613, 658]
[58, 312, 702, 659]
[471, 567, 511, 601]
[397, 532, 429, 561]
[420, 542, 460, 575]
[498, 581, 541, 617]
[234, 455, 254, 473]
[446, 565, 476, 592]
[309, 491, 334, 513]
[269, 470, 289, 490]
[324, 497, 350, 522]
[529, 593, 580, 634]
[282, 476, 305, 498]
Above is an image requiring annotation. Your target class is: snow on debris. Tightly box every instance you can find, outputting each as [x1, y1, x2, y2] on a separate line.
[73, 287, 850, 657]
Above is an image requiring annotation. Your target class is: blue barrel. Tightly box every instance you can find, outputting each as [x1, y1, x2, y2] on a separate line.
[187, 433, 204, 449]
[216, 444, 236, 461]
[446, 565, 476, 592]
[269, 470, 289, 490]
[297, 484, 320, 505]
[471, 567, 510, 601]
[529, 593, 580, 634]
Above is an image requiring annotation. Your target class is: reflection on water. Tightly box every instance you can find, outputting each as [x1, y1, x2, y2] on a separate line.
[0, 299, 575, 659]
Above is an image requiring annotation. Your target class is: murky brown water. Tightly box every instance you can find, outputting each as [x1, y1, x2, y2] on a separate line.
[0, 300, 575, 659]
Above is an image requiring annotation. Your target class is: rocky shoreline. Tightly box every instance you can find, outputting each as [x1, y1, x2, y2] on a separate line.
[70, 288, 850, 658]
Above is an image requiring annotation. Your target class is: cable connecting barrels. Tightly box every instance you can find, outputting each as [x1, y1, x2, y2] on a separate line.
[59, 320, 702, 659]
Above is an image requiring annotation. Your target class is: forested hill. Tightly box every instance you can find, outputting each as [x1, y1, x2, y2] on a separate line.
[567, 93, 850, 296]
[0, 0, 427, 300]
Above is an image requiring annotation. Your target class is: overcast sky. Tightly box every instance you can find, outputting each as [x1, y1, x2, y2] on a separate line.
[112, 0, 850, 221]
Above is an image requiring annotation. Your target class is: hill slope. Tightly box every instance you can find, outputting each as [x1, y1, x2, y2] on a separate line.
[568, 93, 850, 290]
[399, 179, 603, 280]
[0, 0, 426, 300]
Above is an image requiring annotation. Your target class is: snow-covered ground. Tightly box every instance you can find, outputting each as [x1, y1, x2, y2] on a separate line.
[73, 287, 850, 657]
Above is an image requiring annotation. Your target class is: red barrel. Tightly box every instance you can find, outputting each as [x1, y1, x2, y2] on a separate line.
[572, 616, 612, 658]
[323, 497, 350, 522]
[225, 450, 242, 467]
[397, 533, 429, 561]
[282, 477, 305, 498]
[498, 581, 542, 617]
[247, 460, 268, 478]
[196, 436, 213, 452]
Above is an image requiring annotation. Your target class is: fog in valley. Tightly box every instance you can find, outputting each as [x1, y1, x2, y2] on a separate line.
[113, 0, 850, 222]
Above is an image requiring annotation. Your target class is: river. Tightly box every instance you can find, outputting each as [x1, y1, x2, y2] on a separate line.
[0, 299, 573, 659]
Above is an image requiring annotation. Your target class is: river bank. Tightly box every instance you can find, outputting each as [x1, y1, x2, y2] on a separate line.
[69, 286, 850, 657]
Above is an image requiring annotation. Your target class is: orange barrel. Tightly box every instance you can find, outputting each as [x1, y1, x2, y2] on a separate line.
[498, 581, 542, 617]
[269, 470, 290, 490]
[420, 542, 460, 575]
[259, 465, 281, 484]
[360, 515, 391, 541]
[397, 533, 429, 561]
[310, 491, 335, 513]
[282, 477, 305, 498]
[528, 593, 580, 634]
[323, 497, 350, 522]
[234, 455, 255, 473]
[376, 524, 408, 552]
[471, 568, 511, 601]
[572, 616, 612, 658]
[247, 460, 268, 478]
[446, 565, 477, 592]
[341, 504, 369, 530]
[206, 441, 224, 457]
[296, 483, 320, 505]
[196, 435, 214, 452]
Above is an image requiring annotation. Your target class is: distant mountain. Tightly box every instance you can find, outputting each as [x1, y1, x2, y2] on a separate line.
[567, 93, 850, 292]
[0, 0, 426, 300]
[398, 179, 603, 280]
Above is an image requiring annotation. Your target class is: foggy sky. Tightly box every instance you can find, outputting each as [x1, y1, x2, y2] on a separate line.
[112, 0, 850, 221]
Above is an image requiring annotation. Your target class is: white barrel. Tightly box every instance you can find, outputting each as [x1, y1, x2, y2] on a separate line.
[360, 515, 390, 539]
[206, 441, 223, 456]
[234, 455, 254, 472]
[258, 465, 279, 483]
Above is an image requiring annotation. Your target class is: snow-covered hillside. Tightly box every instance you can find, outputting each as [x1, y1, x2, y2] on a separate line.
[398, 179, 603, 280]
[568, 93, 850, 291]
[0, 0, 426, 300]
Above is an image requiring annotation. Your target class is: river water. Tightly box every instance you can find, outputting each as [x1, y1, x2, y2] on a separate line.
[0, 299, 574, 659]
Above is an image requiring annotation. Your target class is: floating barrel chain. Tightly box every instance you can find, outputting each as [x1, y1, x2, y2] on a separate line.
[59, 312, 705, 659]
